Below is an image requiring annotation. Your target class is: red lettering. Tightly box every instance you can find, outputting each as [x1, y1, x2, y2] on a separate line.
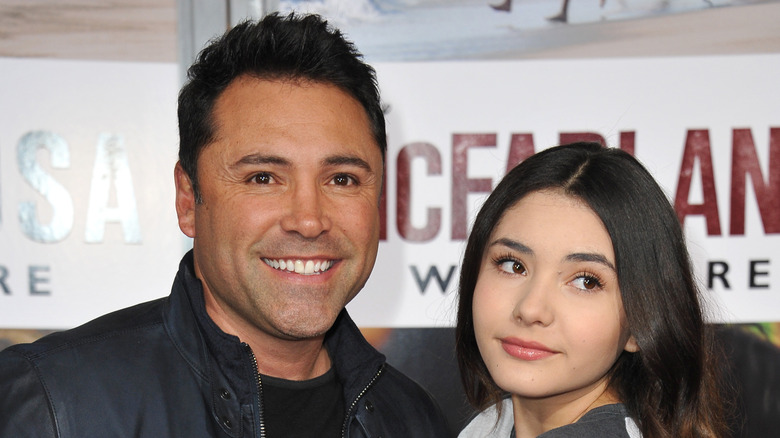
[379, 150, 387, 240]
[505, 133, 535, 173]
[674, 129, 721, 235]
[559, 131, 636, 155]
[452, 134, 495, 240]
[559, 132, 606, 146]
[619, 131, 636, 156]
[730, 128, 780, 235]
[396, 143, 442, 242]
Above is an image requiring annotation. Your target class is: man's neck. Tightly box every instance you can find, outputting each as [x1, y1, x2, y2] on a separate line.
[201, 288, 333, 381]
[252, 337, 332, 381]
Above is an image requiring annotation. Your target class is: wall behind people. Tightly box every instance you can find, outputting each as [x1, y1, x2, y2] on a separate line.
[1, 0, 779, 435]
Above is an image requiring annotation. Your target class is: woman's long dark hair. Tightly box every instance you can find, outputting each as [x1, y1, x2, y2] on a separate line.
[456, 142, 729, 437]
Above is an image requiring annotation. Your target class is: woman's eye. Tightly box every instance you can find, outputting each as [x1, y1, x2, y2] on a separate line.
[572, 275, 602, 291]
[498, 260, 525, 275]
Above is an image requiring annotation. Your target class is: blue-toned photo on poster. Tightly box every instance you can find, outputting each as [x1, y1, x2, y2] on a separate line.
[278, 0, 779, 61]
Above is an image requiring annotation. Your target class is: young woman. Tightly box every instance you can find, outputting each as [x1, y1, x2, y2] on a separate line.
[456, 142, 729, 437]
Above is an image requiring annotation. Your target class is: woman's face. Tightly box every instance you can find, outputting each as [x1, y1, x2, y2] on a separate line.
[473, 190, 638, 406]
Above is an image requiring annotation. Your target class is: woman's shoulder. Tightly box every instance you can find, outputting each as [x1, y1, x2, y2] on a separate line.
[459, 402, 642, 438]
[458, 398, 515, 438]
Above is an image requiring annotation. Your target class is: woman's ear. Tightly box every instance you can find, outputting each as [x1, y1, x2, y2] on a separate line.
[624, 334, 639, 353]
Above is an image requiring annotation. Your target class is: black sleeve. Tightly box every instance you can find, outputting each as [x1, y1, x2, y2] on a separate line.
[0, 349, 59, 438]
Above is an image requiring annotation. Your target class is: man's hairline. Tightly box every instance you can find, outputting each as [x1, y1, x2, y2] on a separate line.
[184, 72, 385, 175]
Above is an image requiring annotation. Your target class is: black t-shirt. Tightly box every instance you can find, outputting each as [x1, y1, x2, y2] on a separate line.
[261, 368, 345, 437]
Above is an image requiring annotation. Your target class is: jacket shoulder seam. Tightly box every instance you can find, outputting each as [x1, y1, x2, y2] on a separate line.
[20, 320, 164, 361]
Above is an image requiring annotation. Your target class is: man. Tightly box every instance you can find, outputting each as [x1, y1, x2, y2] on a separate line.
[0, 13, 451, 437]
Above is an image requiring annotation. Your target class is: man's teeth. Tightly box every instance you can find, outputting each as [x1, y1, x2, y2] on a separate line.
[263, 258, 333, 275]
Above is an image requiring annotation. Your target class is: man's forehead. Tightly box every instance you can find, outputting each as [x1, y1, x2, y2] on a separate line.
[229, 152, 375, 171]
[201, 76, 382, 168]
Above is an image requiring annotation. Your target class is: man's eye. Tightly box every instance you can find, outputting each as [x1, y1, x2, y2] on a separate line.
[250, 173, 273, 184]
[331, 174, 356, 186]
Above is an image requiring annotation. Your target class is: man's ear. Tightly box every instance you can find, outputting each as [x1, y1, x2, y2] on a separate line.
[624, 334, 639, 353]
[174, 161, 197, 238]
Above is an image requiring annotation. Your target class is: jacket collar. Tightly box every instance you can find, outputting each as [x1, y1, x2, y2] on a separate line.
[324, 309, 387, 405]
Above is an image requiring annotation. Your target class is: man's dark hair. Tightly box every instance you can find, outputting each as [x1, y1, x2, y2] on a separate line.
[177, 12, 386, 201]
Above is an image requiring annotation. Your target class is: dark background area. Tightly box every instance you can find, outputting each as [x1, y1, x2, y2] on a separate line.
[2, 322, 779, 436]
[374, 324, 780, 437]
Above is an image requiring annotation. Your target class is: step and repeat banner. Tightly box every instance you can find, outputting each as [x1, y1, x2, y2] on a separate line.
[0, 58, 183, 329]
[354, 56, 780, 327]
[1, 1, 779, 433]
[1, 54, 778, 329]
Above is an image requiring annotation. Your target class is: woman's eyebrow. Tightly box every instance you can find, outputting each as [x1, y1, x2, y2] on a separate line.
[566, 252, 616, 272]
[489, 237, 533, 255]
[489, 238, 616, 272]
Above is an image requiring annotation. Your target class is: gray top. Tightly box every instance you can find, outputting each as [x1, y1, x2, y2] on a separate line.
[459, 399, 642, 438]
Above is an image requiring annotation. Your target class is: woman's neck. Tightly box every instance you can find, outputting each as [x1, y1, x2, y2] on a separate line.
[510, 381, 620, 438]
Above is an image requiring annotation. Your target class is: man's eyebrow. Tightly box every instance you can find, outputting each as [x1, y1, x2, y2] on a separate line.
[230, 154, 373, 171]
[323, 155, 373, 171]
[489, 238, 533, 255]
[566, 253, 616, 272]
[231, 154, 290, 168]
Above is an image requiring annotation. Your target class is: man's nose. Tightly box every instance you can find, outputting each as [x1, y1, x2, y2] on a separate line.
[279, 183, 332, 238]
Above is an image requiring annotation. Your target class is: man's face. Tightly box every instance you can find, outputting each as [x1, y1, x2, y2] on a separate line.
[175, 76, 383, 342]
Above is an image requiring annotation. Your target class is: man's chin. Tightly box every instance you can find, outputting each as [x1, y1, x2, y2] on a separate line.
[273, 315, 338, 340]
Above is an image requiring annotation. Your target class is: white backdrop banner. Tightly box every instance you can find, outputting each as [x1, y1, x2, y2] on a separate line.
[1, 54, 778, 329]
[0, 58, 182, 328]
[351, 54, 780, 326]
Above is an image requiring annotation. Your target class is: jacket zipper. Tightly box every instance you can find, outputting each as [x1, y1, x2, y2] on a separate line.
[245, 344, 266, 438]
[341, 364, 385, 438]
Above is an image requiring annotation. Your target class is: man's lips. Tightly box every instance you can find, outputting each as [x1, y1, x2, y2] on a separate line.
[500, 337, 557, 361]
[262, 258, 334, 275]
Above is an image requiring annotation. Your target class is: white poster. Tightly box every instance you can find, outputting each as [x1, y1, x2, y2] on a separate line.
[1, 54, 778, 329]
[0, 58, 182, 329]
[349, 54, 780, 326]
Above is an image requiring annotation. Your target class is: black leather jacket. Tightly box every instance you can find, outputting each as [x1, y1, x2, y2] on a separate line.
[0, 252, 451, 437]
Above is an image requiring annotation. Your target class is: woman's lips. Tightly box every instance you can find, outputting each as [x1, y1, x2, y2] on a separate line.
[500, 338, 557, 361]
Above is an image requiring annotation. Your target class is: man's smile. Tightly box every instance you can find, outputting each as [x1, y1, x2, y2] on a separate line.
[263, 258, 335, 275]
